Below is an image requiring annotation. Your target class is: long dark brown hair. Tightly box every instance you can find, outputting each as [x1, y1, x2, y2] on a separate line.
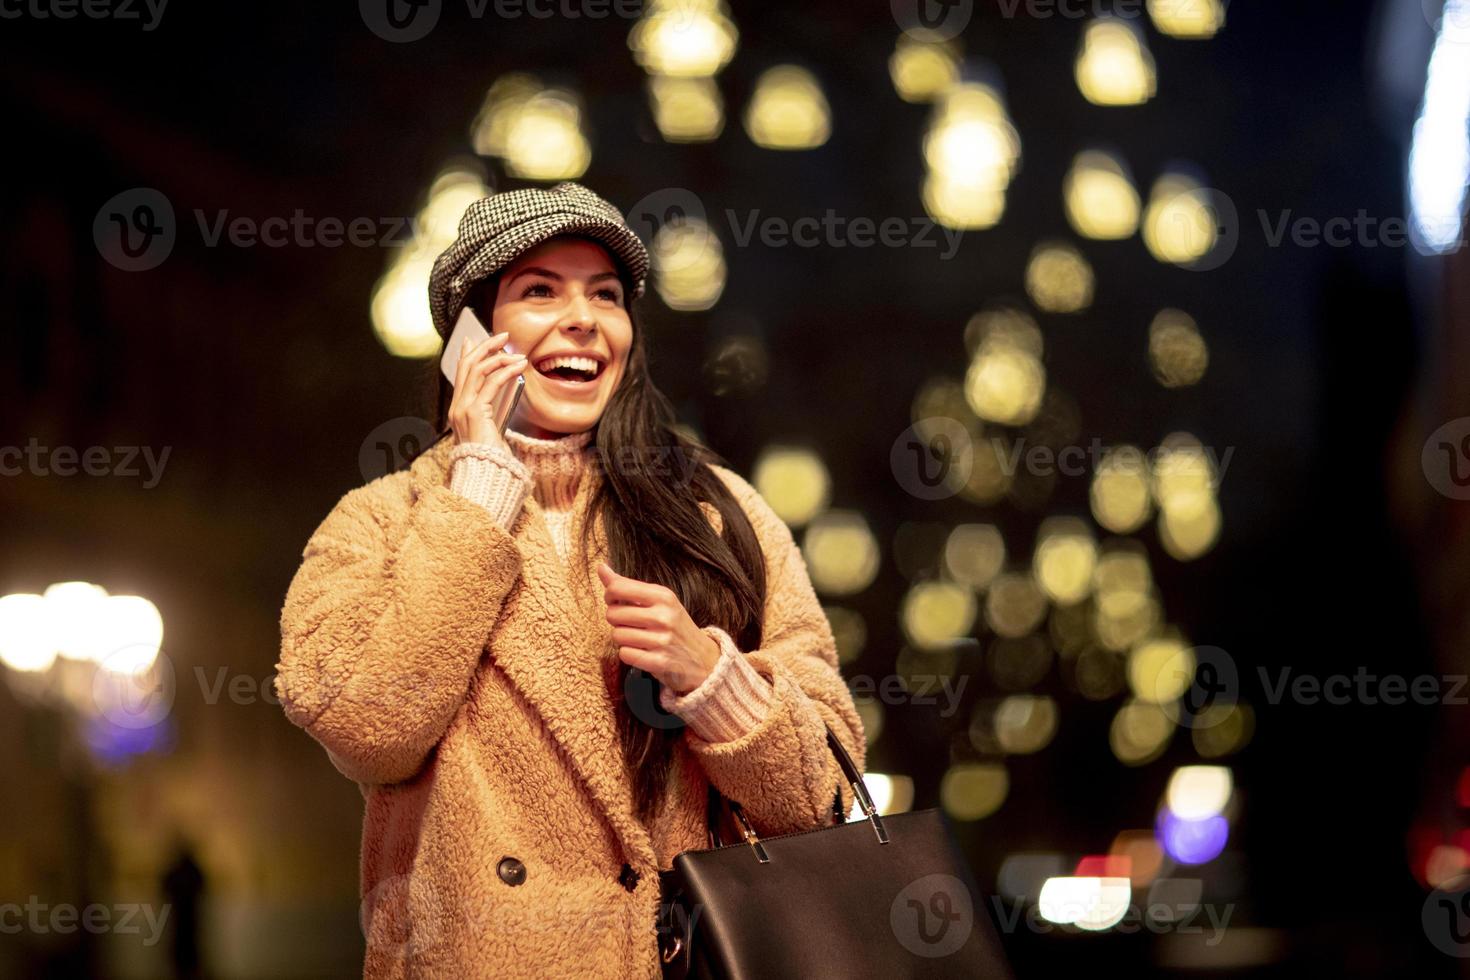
[427, 256, 768, 823]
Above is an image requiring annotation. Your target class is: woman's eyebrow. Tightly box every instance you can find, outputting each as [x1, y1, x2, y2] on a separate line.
[507, 267, 621, 285]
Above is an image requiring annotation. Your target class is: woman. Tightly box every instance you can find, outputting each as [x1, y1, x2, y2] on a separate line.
[275, 182, 866, 979]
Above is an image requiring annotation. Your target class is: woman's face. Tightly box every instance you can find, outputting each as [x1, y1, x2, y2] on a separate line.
[489, 236, 633, 438]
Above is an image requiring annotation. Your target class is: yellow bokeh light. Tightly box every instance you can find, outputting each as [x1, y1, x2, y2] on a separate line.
[1038, 876, 1131, 930]
[1152, 433, 1217, 520]
[627, 0, 738, 78]
[889, 36, 960, 103]
[944, 524, 1007, 592]
[921, 83, 1020, 230]
[753, 446, 830, 525]
[1159, 497, 1222, 560]
[921, 173, 1008, 230]
[1143, 174, 1219, 266]
[964, 306, 1043, 358]
[1149, 309, 1210, 387]
[940, 762, 1009, 820]
[648, 75, 724, 143]
[371, 251, 442, 358]
[1025, 241, 1095, 314]
[1064, 150, 1141, 240]
[652, 217, 726, 311]
[902, 581, 978, 649]
[802, 510, 880, 596]
[470, 73, 543, 158]
[965, 344, 1046, 426]
[1166, 765, 1233, 820]
[1091, 446, 1152, 533]
[924, 83, 1021, 184]
[1128, 635, 1195, 704]
[744, 65, 830, 150]
[1110, 699, 1175, 765]
[1075, 19, 1157, 107]
[502, 89, 592, 180]
[995, 695, 1059, 754]
[1033, 518, 1098, 605]
[986, 572, 1048, 638]
[1148, 0, 1226, 39]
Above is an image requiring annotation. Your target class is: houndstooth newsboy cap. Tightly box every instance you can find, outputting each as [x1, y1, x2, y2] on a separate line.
[427, 181, 651, 339]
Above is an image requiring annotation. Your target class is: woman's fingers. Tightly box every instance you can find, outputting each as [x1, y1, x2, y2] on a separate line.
[600, 574, 673, 607]
[611, 626, 668, 650]
[604, 602, 667, 629]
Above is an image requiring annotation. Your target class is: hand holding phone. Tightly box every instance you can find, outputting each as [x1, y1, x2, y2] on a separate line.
[443, 306, 527, 448]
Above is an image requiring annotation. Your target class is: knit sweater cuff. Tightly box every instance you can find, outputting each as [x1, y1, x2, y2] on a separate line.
[659, 626, 775, 743]
[447, 442, 533, 531]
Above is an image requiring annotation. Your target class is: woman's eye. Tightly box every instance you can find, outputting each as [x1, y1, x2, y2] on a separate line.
[594, 288, 621, 303]
[522, 282, 554, 298]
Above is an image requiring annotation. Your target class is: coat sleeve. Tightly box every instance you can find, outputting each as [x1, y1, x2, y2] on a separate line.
[682, 466, 868, 838]
[275, 473, 524, 786]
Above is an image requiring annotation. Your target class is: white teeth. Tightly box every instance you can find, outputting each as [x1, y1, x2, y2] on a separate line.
[535, 355, 601, 376]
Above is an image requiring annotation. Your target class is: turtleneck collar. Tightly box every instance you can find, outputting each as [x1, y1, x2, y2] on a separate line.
[503, 427, 594, 511]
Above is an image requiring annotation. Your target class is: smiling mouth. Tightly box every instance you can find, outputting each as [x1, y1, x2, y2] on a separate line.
[533, 355, 606, 385]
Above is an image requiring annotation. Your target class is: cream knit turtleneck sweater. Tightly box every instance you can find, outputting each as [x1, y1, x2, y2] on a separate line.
[443, 430, 776, 743]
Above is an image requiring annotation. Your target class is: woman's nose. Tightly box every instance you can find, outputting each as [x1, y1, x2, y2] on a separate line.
[559, 296, 597, 333]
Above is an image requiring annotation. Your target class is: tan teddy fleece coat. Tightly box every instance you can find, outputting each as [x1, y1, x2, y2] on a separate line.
[275, 435, 866, 979]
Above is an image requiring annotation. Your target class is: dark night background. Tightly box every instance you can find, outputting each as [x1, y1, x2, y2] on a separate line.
[3, 1, 1469, 976]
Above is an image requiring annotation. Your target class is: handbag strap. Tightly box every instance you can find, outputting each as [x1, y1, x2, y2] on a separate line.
[704, 721, 888, 854]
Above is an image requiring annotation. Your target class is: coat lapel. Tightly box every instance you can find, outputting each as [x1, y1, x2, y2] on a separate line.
[410, 439, 658, 870]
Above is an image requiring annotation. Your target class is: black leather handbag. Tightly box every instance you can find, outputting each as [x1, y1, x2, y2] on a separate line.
[655, 724, 1015, 978]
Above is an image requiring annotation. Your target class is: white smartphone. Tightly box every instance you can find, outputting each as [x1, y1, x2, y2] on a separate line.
[440, 305, 525, 436]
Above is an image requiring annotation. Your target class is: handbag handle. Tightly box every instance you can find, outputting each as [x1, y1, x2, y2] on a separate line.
[704, 721, 888, 859]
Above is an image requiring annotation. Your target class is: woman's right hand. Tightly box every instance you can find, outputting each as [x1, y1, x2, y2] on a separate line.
[448, 333, 528, 450]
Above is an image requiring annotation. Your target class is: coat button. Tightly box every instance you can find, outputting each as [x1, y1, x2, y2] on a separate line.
[497, 857, 527, 886]
[618, 862, 641, 892]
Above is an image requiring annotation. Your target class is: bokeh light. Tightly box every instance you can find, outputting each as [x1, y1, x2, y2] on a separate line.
[628, 0, 739, 78]
[1075, 19, 1157, 107]
[941, 762, 1010, 820]
[1064, 150, 1141, 240]
[648, 75, 725, 143]
[1025, 241, 1095, 313]
[901, 581, 978, 649]
[1147, 0, 1226, 39]
[1033, 518, 1098, 606]
[889, 36, 960, 103]
[1091, 446, 1153, 533]
[1143, 173, 1220, 266]
[802, 511, 881, 596]
[943, 524, 1007, 592]
[753, 446, 830, 525]
[1149, 309, 1210, 388]
[744, 65, 830, 150]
